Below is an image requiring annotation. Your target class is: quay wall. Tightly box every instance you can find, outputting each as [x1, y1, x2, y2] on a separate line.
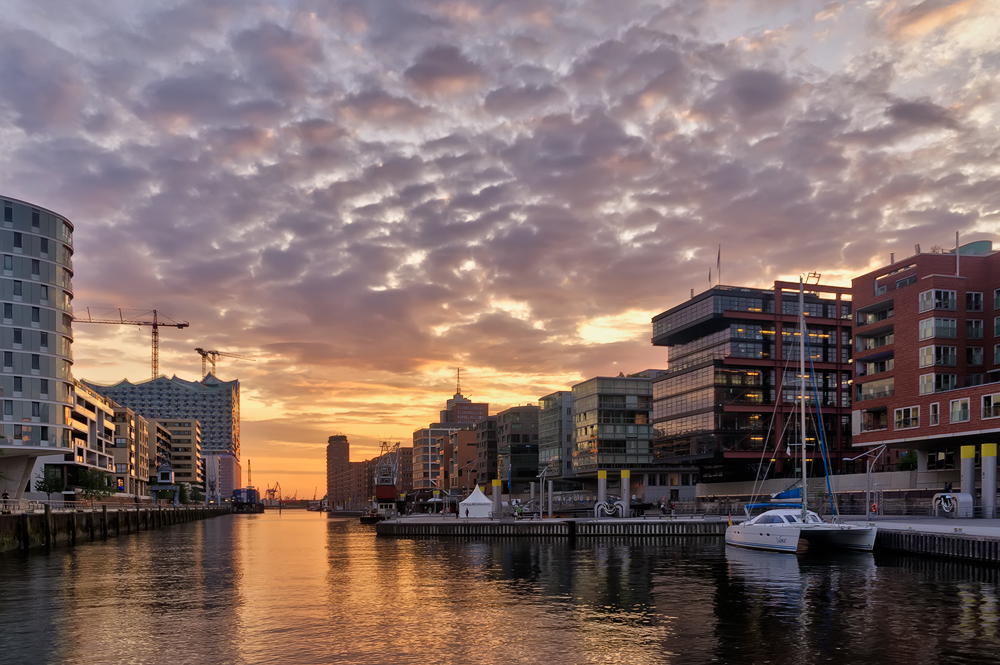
[0, 505, 230, 553]
[376, 519, 727, 538]
[876, 530, 1000, 564]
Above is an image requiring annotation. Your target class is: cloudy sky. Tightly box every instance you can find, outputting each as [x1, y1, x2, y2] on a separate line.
[2, 0, 998, 496]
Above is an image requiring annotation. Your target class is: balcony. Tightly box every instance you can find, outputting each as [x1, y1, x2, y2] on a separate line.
[857, 387, 894, 402]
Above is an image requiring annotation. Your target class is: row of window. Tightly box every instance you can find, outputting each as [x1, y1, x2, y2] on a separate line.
[894, 394, 1000, 429]
[919, 289, 1000, 314]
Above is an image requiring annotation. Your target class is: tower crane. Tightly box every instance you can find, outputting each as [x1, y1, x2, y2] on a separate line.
[74, 308, 189, 379]
[195, 348, 255, 378]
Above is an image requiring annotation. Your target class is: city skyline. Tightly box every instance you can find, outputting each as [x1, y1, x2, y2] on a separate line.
[1, 0, 997, 496]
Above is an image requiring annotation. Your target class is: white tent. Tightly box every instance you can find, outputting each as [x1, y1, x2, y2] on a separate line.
[459, 485, 493, 518]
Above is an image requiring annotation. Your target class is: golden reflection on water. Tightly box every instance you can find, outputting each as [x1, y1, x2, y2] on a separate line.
[3, 514, 1000, 664]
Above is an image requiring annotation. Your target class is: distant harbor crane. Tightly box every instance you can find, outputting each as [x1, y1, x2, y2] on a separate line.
[194, 347, 255, 378]
[74, 308, 189, 379]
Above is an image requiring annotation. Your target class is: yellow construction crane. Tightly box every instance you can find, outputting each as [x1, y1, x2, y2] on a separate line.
[194, 347, 255, 378]
[75, 308, 189, 379]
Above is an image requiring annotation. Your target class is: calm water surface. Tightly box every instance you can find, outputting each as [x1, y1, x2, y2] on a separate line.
[2, 512, 1000, 664]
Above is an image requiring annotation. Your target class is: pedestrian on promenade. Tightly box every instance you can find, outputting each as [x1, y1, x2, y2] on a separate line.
[465, 508, 469, 519]
[1, 489, 8, 511]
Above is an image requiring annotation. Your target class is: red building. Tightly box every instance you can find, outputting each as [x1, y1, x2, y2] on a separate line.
[852, 241, 1000, 471]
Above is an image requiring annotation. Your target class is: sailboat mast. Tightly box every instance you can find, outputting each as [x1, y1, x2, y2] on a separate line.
[800, 278, 807, 521]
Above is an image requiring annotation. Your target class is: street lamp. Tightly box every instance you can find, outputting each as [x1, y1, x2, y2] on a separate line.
[457, 460, 478, 498]
[844, 444, 888, 520]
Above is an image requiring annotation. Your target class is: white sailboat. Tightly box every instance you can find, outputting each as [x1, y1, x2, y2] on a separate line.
[725, 279, 877, 553]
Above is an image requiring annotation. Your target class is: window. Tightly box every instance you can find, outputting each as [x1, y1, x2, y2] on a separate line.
[31, 354, 39, 370]
[116, 464, 128, 474]
[31, 402, 39, 417]
[3, 303, 11, 320]
[39, 379, 48, 395]
[995, 317, 1000, 337]
[995, 345, 1000, 364]
[950, 398, 970, 423]
[4, 400, 11, 416]
[968, 347, 984, 365]
[12, 377, 21, 392]
[39, 238, 47, 254]
[984, 394, 1000, 419]
[30, 259, 39, 276]
[39, 332, 47, 348]
[968, 320, 984, 339]
[996, 288, 1000, 310]
[13, 232, 22, 249]
[894, 406, 919, 429]
[930, 403, 939, 426]
[12, 281, 21, 297]
[919, 289, 956, 312]
[937, 374, 958, 392]
[3, 255, 11, 271]
[920, 374, 934, 395]
[39, 286, 47, 301]
[31, 307, 39, 323]
[967, 292, 983, 311]
[918, 319, 932, 340]
[919, 345, 956, 366]
[12, 329, 20, 345]
[3, 205, 11, 223]
[3, 352, 11, 368]
[31, 210, 38, 228]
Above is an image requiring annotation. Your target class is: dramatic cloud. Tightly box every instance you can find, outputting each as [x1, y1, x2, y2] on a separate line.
[0, 0, 997, 494]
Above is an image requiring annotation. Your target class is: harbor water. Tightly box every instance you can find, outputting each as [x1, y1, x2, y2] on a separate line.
[2, 511, 1000, 664]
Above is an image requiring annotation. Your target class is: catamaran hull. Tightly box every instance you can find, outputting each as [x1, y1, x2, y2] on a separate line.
[726, 524, 877, 553]
[725, 525, 804, 553]
[799, 525, 877, 552]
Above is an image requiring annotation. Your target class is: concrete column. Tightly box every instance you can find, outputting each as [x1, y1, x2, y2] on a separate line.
[917, 449, 929, 472]
[530, 482, 535, 504]
[961, 445, 976, 497]
[492, 479, 502, 516]
[597, 470, 607, 505]
[982, 443, 997, 519]
[547, 480, 553, 519]
[621, 470, 631, 515]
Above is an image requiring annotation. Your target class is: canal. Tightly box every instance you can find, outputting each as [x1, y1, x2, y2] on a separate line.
[1, 511, 999, 664]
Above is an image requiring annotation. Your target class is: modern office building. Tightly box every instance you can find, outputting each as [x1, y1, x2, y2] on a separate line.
[397, 445, 413, 496]
[650, 283, 853, 483]
[496, 404, 539, 494]
[474, 416, 498, 491]
[538, 391, 576, 483]
[84, 373, 240, 490]
[412, 424, 469, 490]
[0, 196, 76, 500]
[326, 434, 350, 504]
[439, 390, 488, 424]
[445, 430, 478, 494]
[572, 374, 659, 480]
[149, 418, 203, 491]
[111, 406, 150, 497]
[852, 243, 1000, 474]
[149, 421, 172, 484]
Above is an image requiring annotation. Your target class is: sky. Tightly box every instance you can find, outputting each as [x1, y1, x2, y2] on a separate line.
[1, 0, 998, 498]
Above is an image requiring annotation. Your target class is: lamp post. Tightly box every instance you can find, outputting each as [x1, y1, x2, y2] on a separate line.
[844, 444, 888, 520]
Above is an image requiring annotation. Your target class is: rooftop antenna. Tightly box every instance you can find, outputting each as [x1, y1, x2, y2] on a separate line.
[455, 367, 462, 394]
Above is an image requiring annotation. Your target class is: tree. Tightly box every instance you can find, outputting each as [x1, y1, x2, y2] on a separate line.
[179, 483, 190, 504]
[34, 468, 64, 501]
[896, 450, 918, 471]
[189, 485, 204, 504]
[78, 469, 115, 504]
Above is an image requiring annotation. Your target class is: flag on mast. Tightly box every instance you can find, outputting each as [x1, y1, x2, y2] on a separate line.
[717, 245, 721, 285]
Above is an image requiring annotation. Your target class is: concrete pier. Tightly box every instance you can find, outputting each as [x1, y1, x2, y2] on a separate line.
[376, 515, 728, 538]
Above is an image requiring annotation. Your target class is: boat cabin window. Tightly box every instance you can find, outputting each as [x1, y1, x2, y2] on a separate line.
[806, 514, 822, 523]
[782, 515, 799, 523]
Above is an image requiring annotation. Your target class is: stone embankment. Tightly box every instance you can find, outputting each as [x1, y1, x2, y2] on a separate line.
[0, 504, 230, 553]
[375, 516, 728, 538]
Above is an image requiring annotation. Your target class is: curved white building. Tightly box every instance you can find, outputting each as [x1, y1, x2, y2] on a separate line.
[0, 196, 77, 499]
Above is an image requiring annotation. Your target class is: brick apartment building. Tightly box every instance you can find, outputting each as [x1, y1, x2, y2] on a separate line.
[852, 242, 1000, 472]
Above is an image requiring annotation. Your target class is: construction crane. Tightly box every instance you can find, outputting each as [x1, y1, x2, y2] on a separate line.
[195, 348, 255, 378]
[75, 308, 189, 379]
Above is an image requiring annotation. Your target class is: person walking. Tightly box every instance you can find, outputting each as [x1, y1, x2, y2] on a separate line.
[1, 489, 9, 511]
[465, 507, 469, 519]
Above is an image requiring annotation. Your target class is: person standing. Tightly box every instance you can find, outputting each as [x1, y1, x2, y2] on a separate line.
[1, 490, 9, 511]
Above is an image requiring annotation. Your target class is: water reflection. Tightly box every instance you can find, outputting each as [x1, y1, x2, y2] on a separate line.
[1, 513, 1000, 664]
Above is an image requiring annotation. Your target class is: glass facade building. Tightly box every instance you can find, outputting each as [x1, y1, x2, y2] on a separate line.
[572, 376, 656, 473]
[651, 283, 853, 482]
